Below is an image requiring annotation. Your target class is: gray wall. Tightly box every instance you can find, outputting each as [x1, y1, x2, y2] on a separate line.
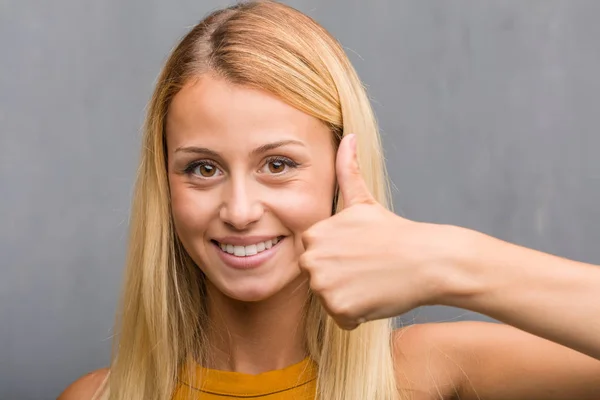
[2, 1, 599, 398]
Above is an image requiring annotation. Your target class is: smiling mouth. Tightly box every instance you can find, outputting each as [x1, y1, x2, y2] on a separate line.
[211, 236, 284, 257]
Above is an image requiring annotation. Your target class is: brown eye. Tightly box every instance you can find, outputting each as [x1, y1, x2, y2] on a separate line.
[198, 164, 216, 177]
[184, 161, 222, 178]
[268, 160, 286, 174]
[259, 157, 298, 175]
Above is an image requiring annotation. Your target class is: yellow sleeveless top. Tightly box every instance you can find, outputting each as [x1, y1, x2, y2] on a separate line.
[173, 357, 317, 399]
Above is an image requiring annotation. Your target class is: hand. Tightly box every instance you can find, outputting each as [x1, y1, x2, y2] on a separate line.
[299, 134, 457, 330]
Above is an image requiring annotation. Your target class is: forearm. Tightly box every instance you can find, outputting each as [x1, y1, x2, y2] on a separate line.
[440, 227, 600, 360]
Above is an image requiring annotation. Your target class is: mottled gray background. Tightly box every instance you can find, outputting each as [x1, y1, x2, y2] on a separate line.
[1, 1, 599, 398]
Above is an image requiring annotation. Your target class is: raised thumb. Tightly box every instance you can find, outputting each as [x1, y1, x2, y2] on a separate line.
[335, 134, 374, 208]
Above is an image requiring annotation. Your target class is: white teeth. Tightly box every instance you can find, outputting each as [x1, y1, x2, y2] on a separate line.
[218, 237, 281, 257]
[245, 244, 258, 256]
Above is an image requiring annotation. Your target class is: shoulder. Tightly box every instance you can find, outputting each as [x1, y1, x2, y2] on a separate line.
[394, 318, 600, 400]
[392, 321, 500, 399]
[393, 320, 512, 360]
[57, 368, 109, 400]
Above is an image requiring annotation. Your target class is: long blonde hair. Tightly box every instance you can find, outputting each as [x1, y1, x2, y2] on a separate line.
[103, 1, 401, 399]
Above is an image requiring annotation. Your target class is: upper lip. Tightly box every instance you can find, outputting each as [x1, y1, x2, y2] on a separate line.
[212, 235, 283, 246]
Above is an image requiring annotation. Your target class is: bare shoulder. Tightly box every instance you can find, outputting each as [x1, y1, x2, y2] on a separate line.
[57, 368, 109, 400]
[394, 320, 600, 400]
[392, 321, 500, 400]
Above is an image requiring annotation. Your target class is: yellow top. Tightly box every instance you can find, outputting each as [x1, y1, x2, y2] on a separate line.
[173, 357, 317, 399]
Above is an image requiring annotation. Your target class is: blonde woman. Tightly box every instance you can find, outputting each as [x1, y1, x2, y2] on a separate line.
[59, 1, 600, 399]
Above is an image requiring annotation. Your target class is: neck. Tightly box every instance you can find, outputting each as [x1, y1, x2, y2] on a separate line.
[204, 275, 310, 374]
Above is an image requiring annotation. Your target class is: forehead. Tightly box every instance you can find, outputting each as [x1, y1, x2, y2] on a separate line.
[165, 74, 332, 151]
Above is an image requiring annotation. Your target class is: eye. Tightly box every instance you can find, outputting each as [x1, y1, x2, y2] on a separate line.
[260, 156, 299, 175]
[197, 164, 218, 177]
[268, 159, 285, 174]
[184, 160, 223, 178]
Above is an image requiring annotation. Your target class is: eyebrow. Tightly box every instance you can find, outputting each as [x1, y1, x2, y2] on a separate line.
[174, 139, 305, 157]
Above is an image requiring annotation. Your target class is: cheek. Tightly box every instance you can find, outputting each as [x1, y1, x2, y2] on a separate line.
[267, 173, 336, 233]
[169, 180, 217, 239]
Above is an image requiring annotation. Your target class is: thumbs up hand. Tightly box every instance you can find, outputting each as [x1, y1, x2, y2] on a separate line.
[299, 134, 453, 330]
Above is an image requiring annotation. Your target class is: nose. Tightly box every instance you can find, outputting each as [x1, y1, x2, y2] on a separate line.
[219, 178, 264, 230]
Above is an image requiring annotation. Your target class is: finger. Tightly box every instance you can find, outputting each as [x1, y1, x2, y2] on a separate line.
[336, 318, 363, 331]
[335, 134, 375, 208]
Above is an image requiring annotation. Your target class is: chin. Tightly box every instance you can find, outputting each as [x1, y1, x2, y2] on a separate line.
[219, 277, 294, 302]
[225, 287, 279, 303]
[204, 268, 304, 303]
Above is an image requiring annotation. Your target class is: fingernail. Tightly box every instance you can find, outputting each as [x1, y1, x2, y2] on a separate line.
[349, 134, 357, 149]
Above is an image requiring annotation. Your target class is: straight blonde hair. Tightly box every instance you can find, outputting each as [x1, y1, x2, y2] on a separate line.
[101, 1, 402, 399]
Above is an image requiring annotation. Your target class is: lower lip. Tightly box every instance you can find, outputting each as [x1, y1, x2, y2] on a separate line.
[213, 239, 283, 270]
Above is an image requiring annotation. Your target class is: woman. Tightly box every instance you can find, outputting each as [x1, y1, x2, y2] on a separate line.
[59, 1, 600, 399]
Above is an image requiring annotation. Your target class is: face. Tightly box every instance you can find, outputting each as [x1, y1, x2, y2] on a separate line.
[166, 74, 337, 302]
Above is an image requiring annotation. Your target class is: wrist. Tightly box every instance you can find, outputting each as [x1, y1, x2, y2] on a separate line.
[426, 225, 491, 308]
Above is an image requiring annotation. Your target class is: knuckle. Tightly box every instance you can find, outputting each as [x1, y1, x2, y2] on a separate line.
[301, 229, 318, 245]
[298, 253, 311, 270]
[327, 293, 356, 320]
[309, 271, 328, 293]
[299, 248, 326, 272]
